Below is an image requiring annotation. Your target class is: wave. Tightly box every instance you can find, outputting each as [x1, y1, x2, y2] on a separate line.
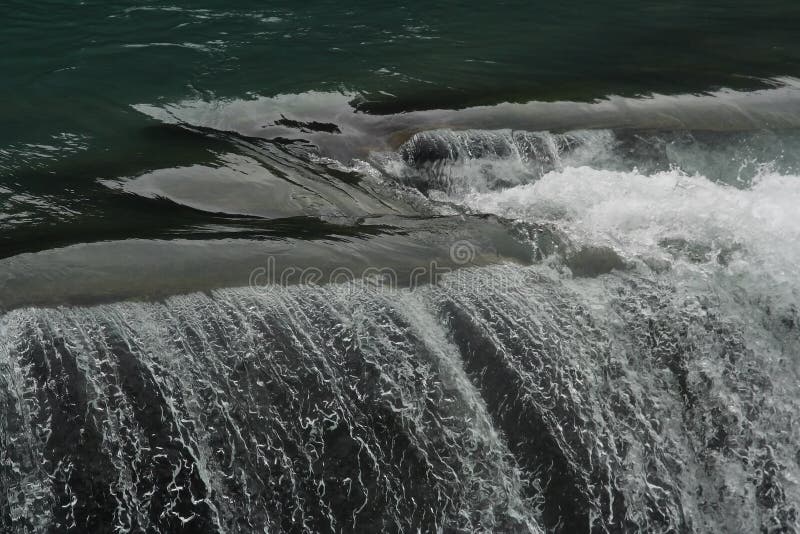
[132, 77, 800, 161]
[376, 126, 800, 193]
[370, 124, 800, 293]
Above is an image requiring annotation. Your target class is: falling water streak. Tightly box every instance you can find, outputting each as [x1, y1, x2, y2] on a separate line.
[2, 261, 799, 532]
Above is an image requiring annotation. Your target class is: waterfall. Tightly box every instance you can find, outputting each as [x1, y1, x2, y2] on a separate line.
[3, 261, 798, 532]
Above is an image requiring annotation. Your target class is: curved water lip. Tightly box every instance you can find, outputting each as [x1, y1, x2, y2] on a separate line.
[0, 215, 533, 312]
[133, 77, 800, 160]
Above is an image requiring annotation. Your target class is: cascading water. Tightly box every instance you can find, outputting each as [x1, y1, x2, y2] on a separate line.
[374, 126, 800, 532]
[1, 281, 542, 533]
[3, 97, 800, 532]
[3, 247, 799, 532]
[5, 1, 800, 530]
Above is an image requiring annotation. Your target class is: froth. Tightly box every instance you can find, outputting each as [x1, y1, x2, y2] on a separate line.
[465, 167, 800, 279]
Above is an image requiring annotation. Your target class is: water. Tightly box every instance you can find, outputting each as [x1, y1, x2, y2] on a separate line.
[2, 2, 800, 532]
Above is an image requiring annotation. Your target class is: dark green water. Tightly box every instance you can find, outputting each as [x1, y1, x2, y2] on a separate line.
[3, 0, 800, 277]
[3, 3, 800, 533]
[4, 1, 800, 148]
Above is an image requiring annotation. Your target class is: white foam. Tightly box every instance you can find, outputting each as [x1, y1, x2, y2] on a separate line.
[464, 167, 800, 280]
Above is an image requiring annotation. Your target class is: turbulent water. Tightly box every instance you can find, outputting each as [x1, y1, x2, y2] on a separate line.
[3, 2, 800, 533]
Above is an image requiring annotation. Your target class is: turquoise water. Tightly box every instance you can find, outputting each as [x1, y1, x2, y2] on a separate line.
[3, 3, 800, 533]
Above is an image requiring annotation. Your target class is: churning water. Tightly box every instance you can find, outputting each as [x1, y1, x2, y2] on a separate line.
[3, 2, 800, 532]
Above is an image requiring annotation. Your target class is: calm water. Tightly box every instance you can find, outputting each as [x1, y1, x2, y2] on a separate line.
[2, 2, 800, 533]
